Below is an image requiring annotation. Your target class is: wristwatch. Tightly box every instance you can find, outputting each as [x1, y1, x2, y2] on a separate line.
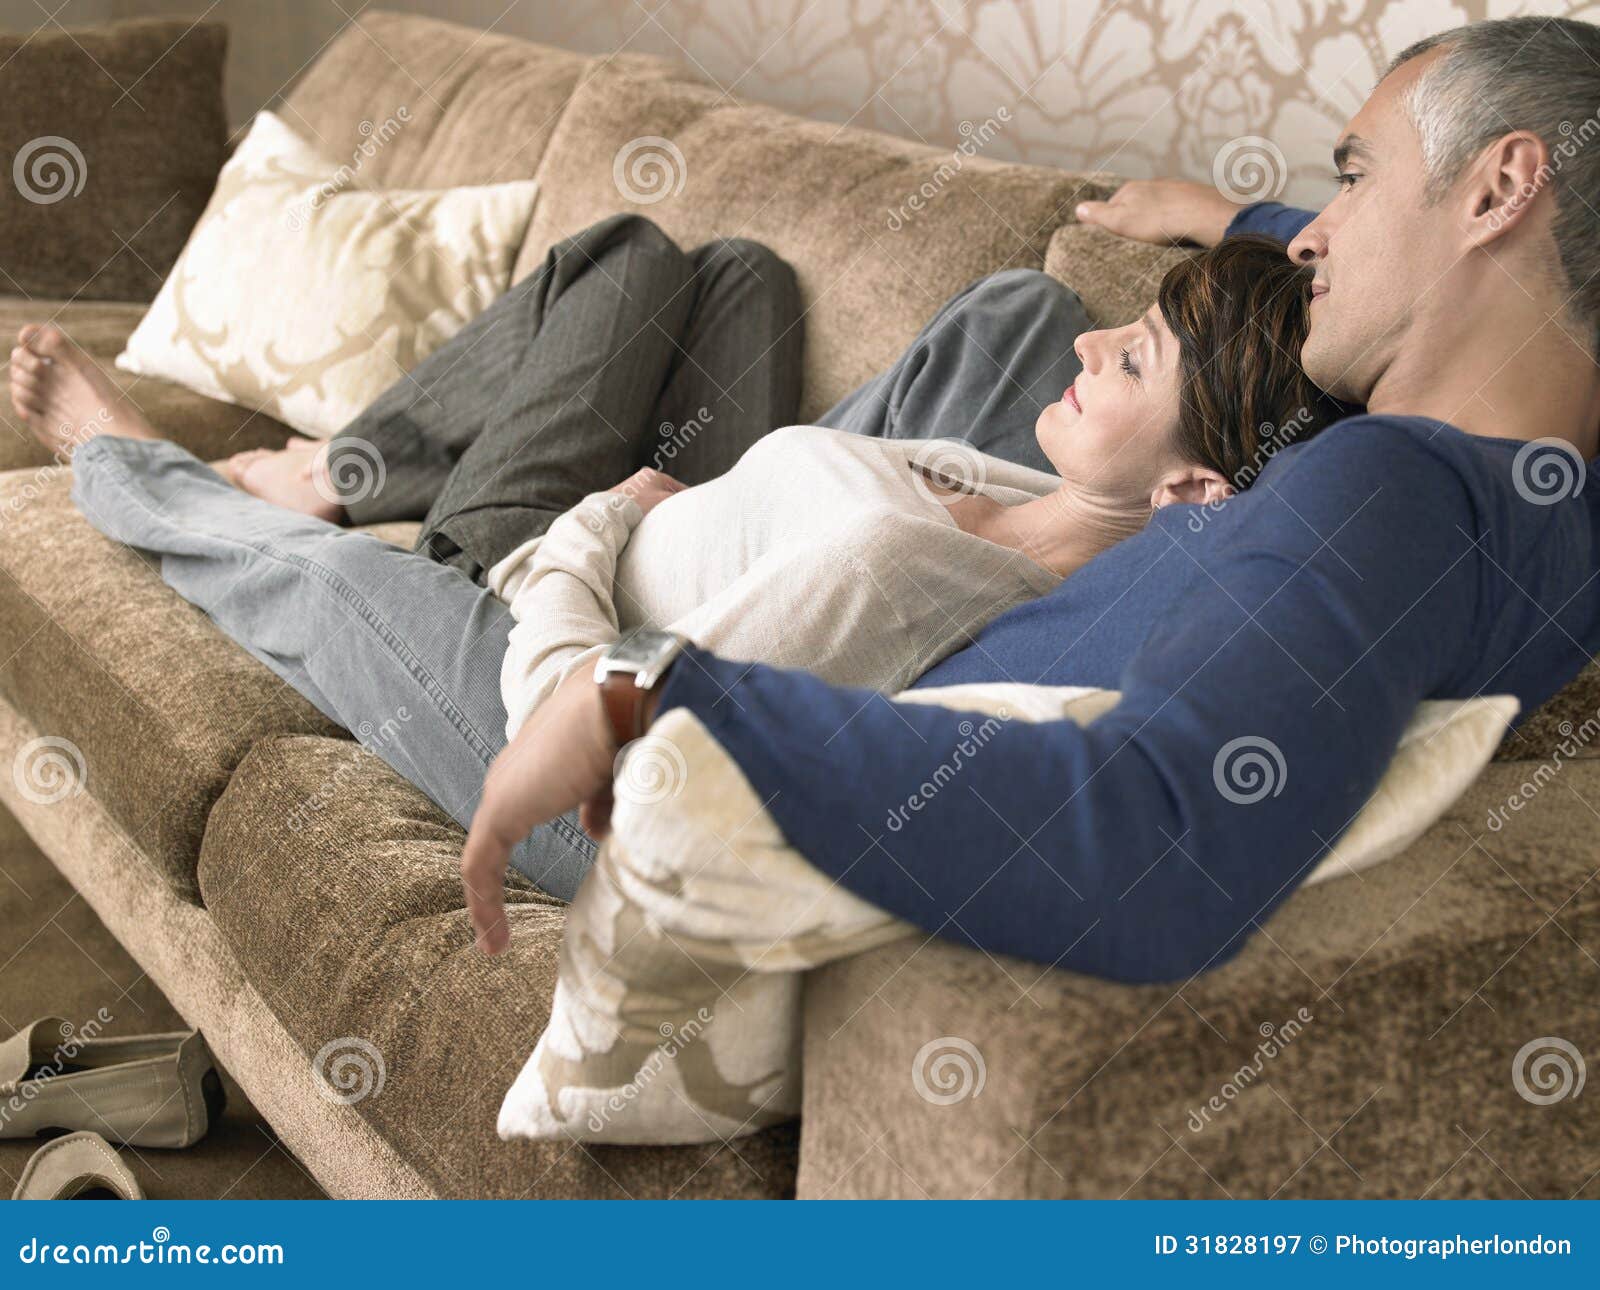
[594, 629, 687, 747]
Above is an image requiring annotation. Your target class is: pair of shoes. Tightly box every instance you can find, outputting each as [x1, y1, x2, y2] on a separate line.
[12, 1131, 143, 1200]
[1, 1016, 225, 1149]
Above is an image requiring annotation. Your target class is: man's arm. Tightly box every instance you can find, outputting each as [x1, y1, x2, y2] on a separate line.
[1074, 179, 1316, 248]
[644, 419, 1483, 983]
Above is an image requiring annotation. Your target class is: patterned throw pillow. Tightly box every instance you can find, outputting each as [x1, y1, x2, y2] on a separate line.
[497, 684, 1518, 1146]
[116, 112, 539, 439]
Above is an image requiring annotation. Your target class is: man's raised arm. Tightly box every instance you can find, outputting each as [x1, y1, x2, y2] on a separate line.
[1075, 178, 1315, 248]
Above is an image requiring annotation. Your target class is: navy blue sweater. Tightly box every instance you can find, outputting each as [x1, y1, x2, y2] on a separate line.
[652, 203, 1600, 982]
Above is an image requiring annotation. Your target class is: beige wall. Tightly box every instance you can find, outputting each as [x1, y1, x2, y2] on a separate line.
[4, 1, 1596, 204]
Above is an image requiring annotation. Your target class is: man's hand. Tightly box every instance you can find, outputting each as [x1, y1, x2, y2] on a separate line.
[460, 667, 621, 955]
[1075, 179, 1243, 248]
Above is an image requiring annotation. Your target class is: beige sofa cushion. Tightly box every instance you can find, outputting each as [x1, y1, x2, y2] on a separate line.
[0, 297, 294, 475]
[197, 735, 798, 1199]
[279, 10, 689, 192]
[0, 468, 340, 903]
[522, 69, 1110, 419]
[1045, 220, 1199, 327]
[0, 19, 228, 303]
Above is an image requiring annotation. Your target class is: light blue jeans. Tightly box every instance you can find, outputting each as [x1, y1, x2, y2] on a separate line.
[70, 434, 599, 899]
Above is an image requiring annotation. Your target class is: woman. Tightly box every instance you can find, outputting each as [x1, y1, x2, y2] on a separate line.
[9, 219, 1342, 904]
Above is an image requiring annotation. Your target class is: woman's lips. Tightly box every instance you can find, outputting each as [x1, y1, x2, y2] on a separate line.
[1063, 382, 1081, 413]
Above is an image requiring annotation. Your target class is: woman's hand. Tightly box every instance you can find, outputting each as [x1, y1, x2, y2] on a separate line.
[1075, 179, 1242, 248]
[608, 466, 687, 516]
[460, 667, 621, 955]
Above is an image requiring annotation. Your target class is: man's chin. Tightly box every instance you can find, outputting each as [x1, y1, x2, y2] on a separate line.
[1302, 332, 1364, 406]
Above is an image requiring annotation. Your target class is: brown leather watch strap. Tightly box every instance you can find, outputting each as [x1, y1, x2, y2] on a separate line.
[599, 669, 649, 748]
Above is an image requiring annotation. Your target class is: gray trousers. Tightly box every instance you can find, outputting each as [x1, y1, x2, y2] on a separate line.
[72, 216, 1091, 899]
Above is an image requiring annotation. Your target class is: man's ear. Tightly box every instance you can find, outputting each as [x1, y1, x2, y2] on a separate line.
[1465, 130, 1550, 247]
[1150, 465, 1233, 510]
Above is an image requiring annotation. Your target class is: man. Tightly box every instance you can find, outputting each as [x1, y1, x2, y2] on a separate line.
[460, 16, 1600, 982]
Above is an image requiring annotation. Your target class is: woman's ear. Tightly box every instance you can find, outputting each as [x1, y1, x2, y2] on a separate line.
[1150, 466, 1234, 511]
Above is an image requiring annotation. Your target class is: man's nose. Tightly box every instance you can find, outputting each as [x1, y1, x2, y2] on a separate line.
[1287, 218, 1327, 265]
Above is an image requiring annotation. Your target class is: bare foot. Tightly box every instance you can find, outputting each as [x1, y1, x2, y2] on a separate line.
[232, 437, 345, 523]
[8, 325, 158, 457]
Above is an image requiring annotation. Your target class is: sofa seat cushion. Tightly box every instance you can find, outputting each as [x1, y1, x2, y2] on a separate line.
[0, 297, 294, 475]
[198, 736, 798, 1199]
[280, 10, 691, 192]
[796, 758, 1600, 1198]
[0, 468, 342, 902]
[522, 69, 1110, 419]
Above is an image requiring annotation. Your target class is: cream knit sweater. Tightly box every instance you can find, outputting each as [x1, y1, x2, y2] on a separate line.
[486, 426, 1064, 739]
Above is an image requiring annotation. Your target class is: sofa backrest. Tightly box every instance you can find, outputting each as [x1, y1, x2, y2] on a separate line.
[521, 68, 1112, 419]
[280, 10, 687, 192]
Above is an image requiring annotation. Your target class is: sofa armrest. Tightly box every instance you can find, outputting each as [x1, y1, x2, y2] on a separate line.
[797, 760, 1600, 1198]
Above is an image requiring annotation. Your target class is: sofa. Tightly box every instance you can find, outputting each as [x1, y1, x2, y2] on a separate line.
[0, 11, 1594, 1200]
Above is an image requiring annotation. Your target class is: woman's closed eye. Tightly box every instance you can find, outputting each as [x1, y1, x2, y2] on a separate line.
[1118, 346, 1140, 382]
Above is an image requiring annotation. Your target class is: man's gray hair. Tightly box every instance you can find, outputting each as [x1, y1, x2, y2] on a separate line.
[1389, 17, 1600, 347]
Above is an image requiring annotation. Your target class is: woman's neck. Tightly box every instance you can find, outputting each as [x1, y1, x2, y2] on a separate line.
[948, 486, 1148, 577]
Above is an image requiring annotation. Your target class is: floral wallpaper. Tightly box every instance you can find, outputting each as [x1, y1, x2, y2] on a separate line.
[16, 0, 1599, 207]
[516, 0, 1600, 206]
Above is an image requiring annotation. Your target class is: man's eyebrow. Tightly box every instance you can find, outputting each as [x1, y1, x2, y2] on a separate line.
[1333, 134, 1374, 170]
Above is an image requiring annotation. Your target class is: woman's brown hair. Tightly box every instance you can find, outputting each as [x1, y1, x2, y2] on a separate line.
[1156, 233, 1353, 490]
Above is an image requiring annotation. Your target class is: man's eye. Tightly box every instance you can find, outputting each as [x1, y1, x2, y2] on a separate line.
[1332, 171, 1361, 189]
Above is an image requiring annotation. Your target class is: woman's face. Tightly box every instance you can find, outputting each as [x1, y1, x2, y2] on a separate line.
[1036, 307, 1185, 503]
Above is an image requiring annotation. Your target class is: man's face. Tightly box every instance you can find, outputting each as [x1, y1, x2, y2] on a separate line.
[1287, 48, 1458, 403]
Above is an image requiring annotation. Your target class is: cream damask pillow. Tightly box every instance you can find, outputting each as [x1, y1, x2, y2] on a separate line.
[498, 684, 1519, 1146]
[116, 111, 539, 438]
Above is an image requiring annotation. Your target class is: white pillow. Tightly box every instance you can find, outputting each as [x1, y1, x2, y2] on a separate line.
[116, 112, 539, 438]
[498, 684, 1518, 1146]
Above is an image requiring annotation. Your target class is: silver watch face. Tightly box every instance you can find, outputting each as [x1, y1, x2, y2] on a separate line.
[608, 629, 680, 670]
